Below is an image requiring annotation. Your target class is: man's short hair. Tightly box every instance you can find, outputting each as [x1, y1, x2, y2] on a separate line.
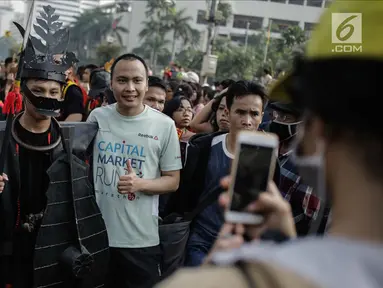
[148, 76, 167, 92]
[220, 79, 235, 89]
[226, 80, 267, 111]
[111, 53, 149, 79]
[85, 64, 98, 71]
[4, 57, 14, 67]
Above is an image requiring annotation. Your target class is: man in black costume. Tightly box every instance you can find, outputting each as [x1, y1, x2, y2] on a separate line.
[0, 5, 109, 288]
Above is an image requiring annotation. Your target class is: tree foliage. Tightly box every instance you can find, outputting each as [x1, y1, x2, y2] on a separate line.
[137, 0, 200, 70]
[137, 0, 307, 80]
[69, 8, 128, 61]
[96, 42, 122, 65]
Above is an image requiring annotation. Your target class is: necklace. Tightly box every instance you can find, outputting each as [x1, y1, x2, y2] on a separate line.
[11, 112, 62, 152]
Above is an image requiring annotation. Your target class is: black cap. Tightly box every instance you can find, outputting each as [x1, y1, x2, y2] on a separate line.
[268, 102, 303, 118]
[148, 76, 167, 92]
[88, 69, 111, 98]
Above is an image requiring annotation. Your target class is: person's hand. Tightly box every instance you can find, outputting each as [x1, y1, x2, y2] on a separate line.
[0, 173, 9, 194]
[203, 221, 245, 264]
[204, 176, 296, 263]
[117, 160, 141, 194]
[219, 177, 296, 240]
[6, 72, 15, 81]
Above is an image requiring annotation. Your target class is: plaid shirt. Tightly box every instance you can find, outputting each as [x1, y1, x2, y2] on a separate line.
[278, 150, 322, 235]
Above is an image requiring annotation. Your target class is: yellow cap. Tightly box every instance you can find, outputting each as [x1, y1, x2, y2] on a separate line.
[307, 1, 383, 60]
[267, 73, 292, 102]
[269, 0, 383, 102]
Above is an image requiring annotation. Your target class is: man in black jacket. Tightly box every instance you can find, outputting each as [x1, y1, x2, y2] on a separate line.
[165, 81, 280, 267]
[0, 8, 109, 288]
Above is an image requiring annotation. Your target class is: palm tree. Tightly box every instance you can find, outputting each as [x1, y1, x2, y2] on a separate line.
[139, 17, 171, 68]
[69, 8, 128, 60]
[139, 18, 168, 39]
[145, 0, 175, 18]
[133, 34, 171, 73]
[110, 17, 129, 45]
[162, 8, 200, 61]
[216, 2, 232, 24]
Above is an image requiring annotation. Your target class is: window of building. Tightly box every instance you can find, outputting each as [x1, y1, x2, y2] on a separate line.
[288, 0, 304, 5]
[197, 10, 209, 25]
[304, 22, 316, 31]
[307, 0, 323, 7]
[270, 0, 286, 3]
[270, 18, 299, 32]
[233, 14, 263, 30]
[230, 34, 246, 43]
[196, 10, 226, 26]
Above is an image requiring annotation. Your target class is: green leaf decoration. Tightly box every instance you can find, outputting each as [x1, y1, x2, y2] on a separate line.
[36, 18, 49, 31]
[39, 12, 48, 21]
[33, 24, 47, 39]
[32, 5, 70, 54]
[51, 22, 62, 30]
[51, 15, 60, 23]
[30, 35, 47, 53]
[43, 5, 55, 17]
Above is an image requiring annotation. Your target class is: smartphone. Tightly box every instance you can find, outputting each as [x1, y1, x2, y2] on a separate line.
[225, 131, 279, 224]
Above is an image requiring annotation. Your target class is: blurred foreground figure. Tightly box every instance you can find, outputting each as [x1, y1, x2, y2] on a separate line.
[157, 2, 383, 288]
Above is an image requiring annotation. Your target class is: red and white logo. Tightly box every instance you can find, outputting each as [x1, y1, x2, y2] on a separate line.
[154, 136, 158, 140]
[127, 192, 136, 201]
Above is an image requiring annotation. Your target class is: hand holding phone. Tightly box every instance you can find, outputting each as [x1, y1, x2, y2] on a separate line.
[225, 131, 279, 225]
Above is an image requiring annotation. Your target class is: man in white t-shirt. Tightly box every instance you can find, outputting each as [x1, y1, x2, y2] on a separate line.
[87, 53, 182, 288]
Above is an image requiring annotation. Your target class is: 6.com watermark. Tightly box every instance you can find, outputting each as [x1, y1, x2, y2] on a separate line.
[332, 13, 362, 53]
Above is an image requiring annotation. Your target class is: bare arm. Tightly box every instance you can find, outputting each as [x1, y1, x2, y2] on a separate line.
[65, 113, 83, 122]
[139, 170, 180, 195]
[190, 100, 215, 133]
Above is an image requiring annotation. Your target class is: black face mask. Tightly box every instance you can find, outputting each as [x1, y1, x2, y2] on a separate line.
[269, 121, 299, 142]
[22, 81, 64, 117]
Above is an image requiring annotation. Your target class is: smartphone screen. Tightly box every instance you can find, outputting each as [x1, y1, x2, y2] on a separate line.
[230, 143, 274, 212]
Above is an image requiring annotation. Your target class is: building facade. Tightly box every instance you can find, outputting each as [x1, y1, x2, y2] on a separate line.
[0, 0, 15, 36]
[121, 0, 330, 54]
[25, 0, 102, 28]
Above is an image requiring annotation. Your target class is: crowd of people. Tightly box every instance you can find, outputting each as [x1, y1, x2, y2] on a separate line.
[1, 1, 383, 288]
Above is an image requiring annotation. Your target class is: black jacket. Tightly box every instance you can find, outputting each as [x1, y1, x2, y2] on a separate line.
[0, 121, 109, 288]
[164, 131, 281, 217]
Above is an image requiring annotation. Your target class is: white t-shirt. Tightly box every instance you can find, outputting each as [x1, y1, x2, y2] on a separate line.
[87, 104, 182, 248]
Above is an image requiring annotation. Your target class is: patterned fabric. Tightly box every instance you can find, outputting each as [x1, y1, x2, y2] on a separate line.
[278, 151, 321, 235]
[177, 128, 183, 139]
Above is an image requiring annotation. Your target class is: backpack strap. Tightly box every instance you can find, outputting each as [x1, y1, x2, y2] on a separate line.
[63, 80, 77, 96]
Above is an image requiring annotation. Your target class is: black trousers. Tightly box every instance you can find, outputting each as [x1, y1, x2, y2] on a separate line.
[106, 245, 162, 288]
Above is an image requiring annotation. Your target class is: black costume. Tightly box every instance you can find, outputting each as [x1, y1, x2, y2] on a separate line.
[0, 6, 109, 288]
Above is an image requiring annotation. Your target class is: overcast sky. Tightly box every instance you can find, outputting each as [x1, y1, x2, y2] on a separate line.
[10, 0, 116, 13]
[11, 0, 24, 12]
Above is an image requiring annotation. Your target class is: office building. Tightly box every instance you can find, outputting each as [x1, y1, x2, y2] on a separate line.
[25, 0, 102, 28]
[0, 0, 14, 36]
[120, 0, 330, 53]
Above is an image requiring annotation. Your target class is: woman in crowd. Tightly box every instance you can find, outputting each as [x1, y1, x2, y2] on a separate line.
[202, 86, 215, 104]
[189, 89, 229, 133]
[166, 79, 180, 101]
[173, 82, 194, 100]
[190, 82, 205, 115]
[163, 96, 195, 164]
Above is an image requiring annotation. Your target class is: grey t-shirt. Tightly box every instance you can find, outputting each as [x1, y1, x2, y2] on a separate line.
[212, 236, 383, 288]
[87, 104, 182, 248]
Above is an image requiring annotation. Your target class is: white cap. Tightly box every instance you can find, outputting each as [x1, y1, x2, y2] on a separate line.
[186, 71, 199, 84]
